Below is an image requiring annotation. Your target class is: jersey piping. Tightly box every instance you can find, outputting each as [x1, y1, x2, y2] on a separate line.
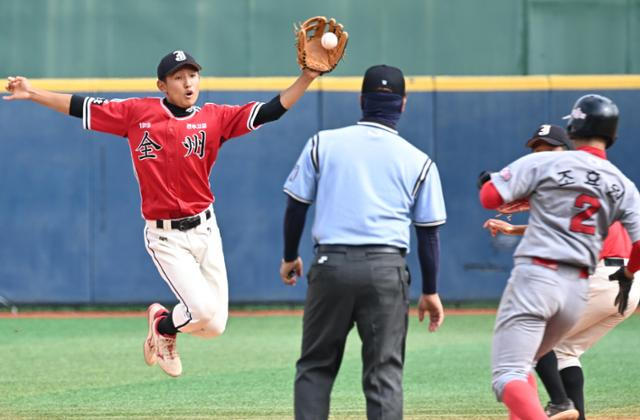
[310, 134, 320, 172]
[246, 102, 263, 131]
[412, 158, 433, 198]
[283, 189, 314, 204]
[414, 219, 446, 227]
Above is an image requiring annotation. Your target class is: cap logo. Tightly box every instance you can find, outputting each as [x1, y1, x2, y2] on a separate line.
[537, 124, 551, 136]
[381, 79, 388, 85]
[173, 50, 187, 62]
[570, 107, 587, 120]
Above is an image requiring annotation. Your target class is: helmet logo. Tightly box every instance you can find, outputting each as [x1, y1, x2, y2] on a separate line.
[499, 166, 512, 181]
[570, 107, 587, 120]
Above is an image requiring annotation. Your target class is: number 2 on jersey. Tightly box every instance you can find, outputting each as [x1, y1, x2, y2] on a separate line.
[570, 194, 601, 235]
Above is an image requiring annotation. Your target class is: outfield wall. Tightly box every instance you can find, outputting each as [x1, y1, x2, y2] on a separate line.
[2, 0, 640, 77]
[1, 76, 640, 304]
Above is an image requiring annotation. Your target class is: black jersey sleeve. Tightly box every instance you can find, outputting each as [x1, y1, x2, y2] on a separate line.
[69, 94, 86, 118]
[254, 95, 288, 126]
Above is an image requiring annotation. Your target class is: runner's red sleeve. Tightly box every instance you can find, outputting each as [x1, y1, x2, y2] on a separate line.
[479, 181, 505, 210]
[626, 240, 640, 273]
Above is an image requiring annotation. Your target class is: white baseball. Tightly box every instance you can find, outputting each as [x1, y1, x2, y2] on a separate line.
[321, 32, 338, 49]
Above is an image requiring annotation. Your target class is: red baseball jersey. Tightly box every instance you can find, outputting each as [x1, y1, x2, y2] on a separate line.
[82, 97, 263, 220]
[600, 221, 632, 259]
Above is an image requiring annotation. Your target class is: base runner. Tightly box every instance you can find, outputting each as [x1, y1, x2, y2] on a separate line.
[478, 95, 640, 419]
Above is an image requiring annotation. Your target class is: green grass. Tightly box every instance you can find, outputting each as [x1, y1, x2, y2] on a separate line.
[1, 313, 639, 419]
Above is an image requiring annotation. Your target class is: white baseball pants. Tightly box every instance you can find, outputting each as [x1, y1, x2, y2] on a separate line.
[554, 259, 640, 370]
[143, 206, 229, 338]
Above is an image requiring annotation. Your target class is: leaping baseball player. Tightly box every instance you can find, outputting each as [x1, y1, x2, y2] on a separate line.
[478, 96, 640, 419]
[3, 17, 348, 378]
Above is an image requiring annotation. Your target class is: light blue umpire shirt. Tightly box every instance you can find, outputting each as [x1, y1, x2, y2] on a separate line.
[283, 121, 447, 251]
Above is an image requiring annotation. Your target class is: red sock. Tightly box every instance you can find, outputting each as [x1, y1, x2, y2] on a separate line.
[506, 373, 540, 420]
[508, 410, 522, 420]
[502, 379, 546, 420]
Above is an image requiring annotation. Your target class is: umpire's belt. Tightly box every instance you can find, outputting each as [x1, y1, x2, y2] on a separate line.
[316, 245, 406, 257]
[155, 208, 212, 231]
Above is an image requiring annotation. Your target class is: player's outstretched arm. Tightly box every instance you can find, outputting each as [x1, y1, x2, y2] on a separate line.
[4, 76, 71, 114]
[279, 69, 320, 110]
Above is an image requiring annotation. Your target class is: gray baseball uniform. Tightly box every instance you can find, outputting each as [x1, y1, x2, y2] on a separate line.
[488, 149, 640, 399]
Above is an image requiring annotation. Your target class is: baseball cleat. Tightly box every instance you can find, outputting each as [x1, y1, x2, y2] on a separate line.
[143, 303, 168, 366]
[544, 400, 579, 420]
[155, 327, 182, 377]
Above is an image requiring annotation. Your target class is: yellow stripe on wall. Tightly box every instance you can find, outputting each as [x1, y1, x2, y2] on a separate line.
[27, 75, 640, 93]
[549, 75, 640, 90]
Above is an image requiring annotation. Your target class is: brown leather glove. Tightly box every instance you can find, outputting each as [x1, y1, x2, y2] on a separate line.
[295, 16, 348, 74]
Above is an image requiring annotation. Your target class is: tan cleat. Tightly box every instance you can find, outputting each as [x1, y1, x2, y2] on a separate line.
[143, 303, 168, 366]
[545, 400, 579, 420]
[155, 328, 182, 377]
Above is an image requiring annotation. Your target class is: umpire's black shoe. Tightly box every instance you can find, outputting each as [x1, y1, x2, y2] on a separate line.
[544, 399, 579, 420]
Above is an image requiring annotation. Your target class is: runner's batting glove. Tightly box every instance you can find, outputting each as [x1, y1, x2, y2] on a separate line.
[609, 267, 633, 315]
[477, 170, 492, 189]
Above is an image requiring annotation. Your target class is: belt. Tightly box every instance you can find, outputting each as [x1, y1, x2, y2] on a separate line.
[604, 257, 625, 267]
[531, 257, 588, 279]
[316, 245, 406, 257]
[155, 209, 212, 231]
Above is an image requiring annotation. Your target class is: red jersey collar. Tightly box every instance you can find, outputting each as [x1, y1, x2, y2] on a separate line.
[577, 145, 607, 160]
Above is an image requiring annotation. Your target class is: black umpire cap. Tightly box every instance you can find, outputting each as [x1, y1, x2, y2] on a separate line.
[361, 65, 405, 96]
[525, 124, 574, 150]
[157, 50, 202, 80]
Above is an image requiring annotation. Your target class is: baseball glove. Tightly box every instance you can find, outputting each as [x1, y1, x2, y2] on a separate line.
[496, 198, 530, 215]
[295, 16, 348, 74]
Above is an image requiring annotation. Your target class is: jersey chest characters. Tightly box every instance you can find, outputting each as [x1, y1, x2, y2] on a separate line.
[82, 96, 261, 219]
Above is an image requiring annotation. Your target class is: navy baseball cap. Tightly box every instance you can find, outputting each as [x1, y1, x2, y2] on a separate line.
[362, 65, 405, 96]
[157, 50, 202, 80]
[525, 124, 574, 150]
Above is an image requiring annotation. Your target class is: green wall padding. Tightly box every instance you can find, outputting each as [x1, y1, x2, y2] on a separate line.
[1, 0, 639, 78]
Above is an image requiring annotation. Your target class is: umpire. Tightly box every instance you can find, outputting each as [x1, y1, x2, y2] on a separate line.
[279, 65, 447, 420]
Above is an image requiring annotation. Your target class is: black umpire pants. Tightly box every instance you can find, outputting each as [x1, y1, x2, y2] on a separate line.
[294, 245, 410, 420]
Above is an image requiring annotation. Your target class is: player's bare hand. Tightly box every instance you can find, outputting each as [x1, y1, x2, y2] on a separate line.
[483, 219, 514, 237]
[4, 76, 32, 100]
[418, 293, 444, 332]
[280, 257, 303, 286]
